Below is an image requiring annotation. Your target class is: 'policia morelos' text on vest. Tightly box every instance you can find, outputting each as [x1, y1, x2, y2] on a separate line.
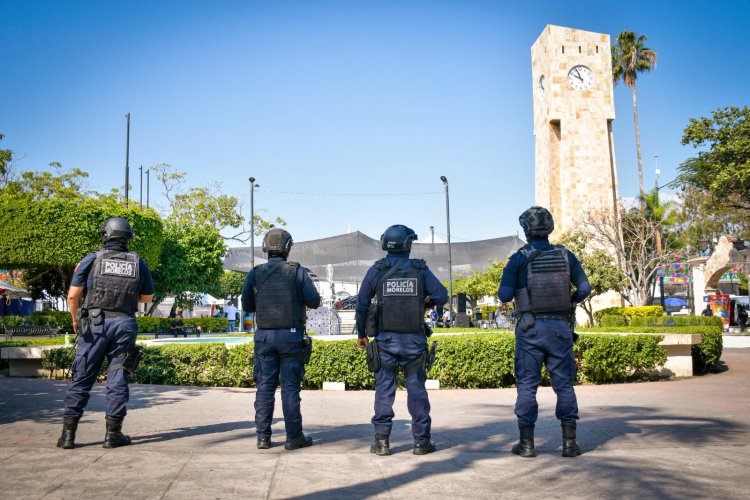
[376, 258, 426, 333]
[84, 250, 140, 314]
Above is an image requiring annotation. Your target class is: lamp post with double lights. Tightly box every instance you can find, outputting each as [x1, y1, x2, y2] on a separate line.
[440, 176, 453, 317]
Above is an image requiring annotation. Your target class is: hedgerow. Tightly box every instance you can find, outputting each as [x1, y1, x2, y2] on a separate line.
[40, 331, 715, 388]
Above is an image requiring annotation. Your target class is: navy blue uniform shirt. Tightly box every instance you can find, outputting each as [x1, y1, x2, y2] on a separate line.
[71, 251, 154, 295]
[355, 253, 448, 338]
[241, 257, 321, 313]
[498, 238, 591, 304]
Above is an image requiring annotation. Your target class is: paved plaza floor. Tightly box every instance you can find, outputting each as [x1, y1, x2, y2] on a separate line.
[1, 349, 749, 499]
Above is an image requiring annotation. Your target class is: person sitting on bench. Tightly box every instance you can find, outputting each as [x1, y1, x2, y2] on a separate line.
[169, 314, 186, 337]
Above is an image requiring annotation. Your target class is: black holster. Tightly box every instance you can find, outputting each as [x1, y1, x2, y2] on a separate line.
[516, 312, 536, 332]
[425, 341, 437, 373]
[365, 302, 380, 338]
[108, 344, 143, 374]
[302, 334, 313, 365]
[366, 340, 381, 372]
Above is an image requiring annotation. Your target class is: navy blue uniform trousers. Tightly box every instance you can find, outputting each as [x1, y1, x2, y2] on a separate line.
[64, 316, 137, 419]
[514, 319, 579, 427]
[253, 329, 306, 440]
[372, 332, 431, 445]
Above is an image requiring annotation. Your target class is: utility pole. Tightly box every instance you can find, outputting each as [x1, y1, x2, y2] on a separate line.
[139, 165, 143, 209]
[145, 169, 150, 208]
[124, 113, 130, 207]
[440, 176, 453, 315]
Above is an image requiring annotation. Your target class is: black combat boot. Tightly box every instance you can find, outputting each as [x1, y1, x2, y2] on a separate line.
[511, 425, 536, 458]
[257, 436, 271, 450]
[413, 442, 436, 455]
[562, 423, 581, 457]
[284, 434, 313, 450]
[56, 417, 79, 450]
[103, 415, 132, 449]
[370, 433, 392, 456]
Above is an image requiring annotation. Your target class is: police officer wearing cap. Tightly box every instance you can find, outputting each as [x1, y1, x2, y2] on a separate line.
[498, 206, 591, 458]
[356, 224, 448, 456]
[58, 217, 154, 450]
[241, 228, 321, 450]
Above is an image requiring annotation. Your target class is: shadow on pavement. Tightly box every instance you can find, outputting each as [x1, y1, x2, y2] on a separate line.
[289, 404, 746, 500]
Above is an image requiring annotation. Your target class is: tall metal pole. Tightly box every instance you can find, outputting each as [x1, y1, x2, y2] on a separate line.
[430, 225, 434, 244]
[249, 177, 256, 270]
[124, 113, 130, 207]
[145, 169, 150, 208]
[249, 177, 257, 333]
[440, 176, 453, 315]
[139, 165, 143, 209]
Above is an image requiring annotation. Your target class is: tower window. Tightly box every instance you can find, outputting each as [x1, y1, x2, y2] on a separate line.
[578, 46, 581, 53]
[562, 46, 565, 54]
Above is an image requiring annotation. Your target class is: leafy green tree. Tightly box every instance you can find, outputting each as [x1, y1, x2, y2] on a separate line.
[218, 270, 247, 302]
[447, 261, 505, 311]
[674, 187, 749, 252]
[676, 106, 750, 213]
[0, 133, 12, 183]
[559, 231, 629, 324]
[148, 222, 226, 314]
[612, 31, 658, 203]
[151, 163, 285, 243]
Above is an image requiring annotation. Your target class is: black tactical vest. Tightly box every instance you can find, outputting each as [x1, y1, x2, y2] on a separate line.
[254, 261, 306, 330]
[513, 245, 571, 314]
[376, 258, 426, 333]
[84, 250, 141, 314]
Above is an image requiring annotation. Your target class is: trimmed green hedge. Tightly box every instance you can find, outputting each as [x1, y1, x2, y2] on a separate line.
[42, 332, 689, 388]
[594, 306, 665, 324]
[1, 312, 74, 335]
[135, 316, 229, 333]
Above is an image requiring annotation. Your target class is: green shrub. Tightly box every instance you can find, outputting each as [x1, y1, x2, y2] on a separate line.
[594, 306, 665, 325]
[692, 329, 723, 374]
[574, 334, 667, 383]
[135, 316, 229, 333]
[136, 316, 165, 333]
[183, 317, 228, 332]
[600, 315, 627, 327]
[41, 331, 695, 387]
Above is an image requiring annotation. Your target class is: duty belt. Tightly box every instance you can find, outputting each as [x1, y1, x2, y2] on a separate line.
[534, 313, 569, 321]
[101, 310, 135, 318]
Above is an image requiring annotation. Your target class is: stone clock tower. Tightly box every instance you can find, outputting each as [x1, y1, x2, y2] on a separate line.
[531, 25, 620, 237]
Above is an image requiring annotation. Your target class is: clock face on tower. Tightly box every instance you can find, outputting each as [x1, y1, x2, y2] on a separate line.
[567, 65, 594, 90]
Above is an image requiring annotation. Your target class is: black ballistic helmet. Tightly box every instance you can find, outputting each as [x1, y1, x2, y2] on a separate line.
[262, 228, 293, 257]
[380, 224, 418, 253]
[519, 206, 555, 239]
[100, 217, 134, 242]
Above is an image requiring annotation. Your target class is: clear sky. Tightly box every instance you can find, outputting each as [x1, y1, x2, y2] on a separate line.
[2, 0, 748, 245]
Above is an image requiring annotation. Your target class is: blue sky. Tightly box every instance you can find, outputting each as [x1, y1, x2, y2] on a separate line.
[2, 0, 748, 245]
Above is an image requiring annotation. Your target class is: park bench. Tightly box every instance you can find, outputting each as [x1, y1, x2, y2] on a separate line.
[154, 325, 200, 339]
[3, 324, 61, 340]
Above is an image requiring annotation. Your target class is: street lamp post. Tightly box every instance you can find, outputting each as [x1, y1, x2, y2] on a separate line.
[124, 113, 130, 207]
[440, 176, 453, 316]
[139, 165, 143, 209]
[145, 169, 150, 208]
[249, 177, 259, 333]
[430, 225, 434, 244]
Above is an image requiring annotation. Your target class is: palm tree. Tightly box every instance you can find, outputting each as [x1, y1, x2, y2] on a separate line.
[612, 31, 658, 207]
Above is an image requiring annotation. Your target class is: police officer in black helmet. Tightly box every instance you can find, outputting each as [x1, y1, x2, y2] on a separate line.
[498, 207, 591, 458]
[356, 224, 448, 456]
[241, 228, 321, 450]
[58, 217, 154, 449]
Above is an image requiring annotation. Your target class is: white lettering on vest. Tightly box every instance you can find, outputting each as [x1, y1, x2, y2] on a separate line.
[102, 259, 136, 277]
[383, 278, 417, 296]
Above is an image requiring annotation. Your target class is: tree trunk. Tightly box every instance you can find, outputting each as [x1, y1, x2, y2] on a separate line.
[631, 84, 645, 212]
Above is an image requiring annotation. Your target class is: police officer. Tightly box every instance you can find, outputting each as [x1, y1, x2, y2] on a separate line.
[356, 224, 448, 456]
[241, 228, 321, 450]
[498, 206, 591, 458]
[58, 217, 154, 449]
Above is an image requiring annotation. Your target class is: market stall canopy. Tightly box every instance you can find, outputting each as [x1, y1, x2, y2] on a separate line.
[0, 279, 31, 299]
[223, 231, 525, 283]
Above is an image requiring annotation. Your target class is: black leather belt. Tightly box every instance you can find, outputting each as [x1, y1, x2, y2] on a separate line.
[534, 313, 569, 321]
[102, 310, 135, 318]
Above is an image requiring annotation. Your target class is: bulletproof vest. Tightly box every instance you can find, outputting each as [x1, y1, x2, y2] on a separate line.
[376, 258, 426, 333]
[514, 245, 571, 314]
[254, 261, 306, 330]
[84, 250, 141, 314]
